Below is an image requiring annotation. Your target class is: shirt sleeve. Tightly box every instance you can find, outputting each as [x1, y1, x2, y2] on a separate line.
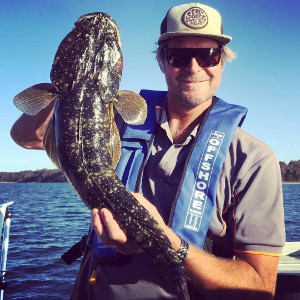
[228, 130, 286, 255]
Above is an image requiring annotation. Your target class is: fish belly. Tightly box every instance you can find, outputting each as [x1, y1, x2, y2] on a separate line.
[55, 85, 190, 299]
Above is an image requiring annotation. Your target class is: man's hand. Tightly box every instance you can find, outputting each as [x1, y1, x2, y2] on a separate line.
[91, 192, 181, 255]
[91, 207, 141, 255]
[91, 192, 279, 299]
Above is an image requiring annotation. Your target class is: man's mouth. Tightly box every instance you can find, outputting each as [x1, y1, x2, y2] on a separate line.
[180, 78, 209, 83]
[177, 74, 210, 83]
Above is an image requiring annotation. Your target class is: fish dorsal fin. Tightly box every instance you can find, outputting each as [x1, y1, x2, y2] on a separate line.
[114, 90, 147, 125]
[109, 103, 121, 169]
[44, 112, 61, 169]
[13, 83, 58, 116]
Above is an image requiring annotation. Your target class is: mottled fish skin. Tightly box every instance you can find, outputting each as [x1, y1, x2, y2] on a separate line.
[21, 12, 189, 299]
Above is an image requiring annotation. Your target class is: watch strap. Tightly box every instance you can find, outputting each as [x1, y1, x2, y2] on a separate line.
[176, 236, 189, 264]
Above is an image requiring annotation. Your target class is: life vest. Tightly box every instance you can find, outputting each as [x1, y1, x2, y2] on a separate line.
[92, 90, 247, 258]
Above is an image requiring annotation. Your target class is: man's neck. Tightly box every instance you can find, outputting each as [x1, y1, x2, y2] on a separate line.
[167, 97, 213, 144]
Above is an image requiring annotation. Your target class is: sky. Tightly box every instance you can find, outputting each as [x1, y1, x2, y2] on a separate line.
[1, 0, 299, 172]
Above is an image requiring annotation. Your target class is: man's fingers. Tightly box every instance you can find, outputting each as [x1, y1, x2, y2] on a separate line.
[130, 192, 165, 227]
[91, 208, 112, 246]
[99, 208, 128, 244]
[91, 207, 142, 255]
[91, 208, 104, 235]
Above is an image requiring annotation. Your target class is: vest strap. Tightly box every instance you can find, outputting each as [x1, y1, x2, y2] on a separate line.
[170, 98, 247, 248]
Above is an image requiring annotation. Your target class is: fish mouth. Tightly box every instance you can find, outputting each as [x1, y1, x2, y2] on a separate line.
[76, 12, 101, 22]
[74, 12, 121, 47]
[75, 12, 109, 27]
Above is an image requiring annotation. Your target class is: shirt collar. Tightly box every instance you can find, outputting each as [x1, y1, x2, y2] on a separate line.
[155, 99, 199, 144]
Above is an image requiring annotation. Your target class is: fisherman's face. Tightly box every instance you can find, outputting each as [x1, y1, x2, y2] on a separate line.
[161, 36, 223, 109]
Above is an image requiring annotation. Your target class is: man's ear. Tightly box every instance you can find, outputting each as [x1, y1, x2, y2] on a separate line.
[159, 60, 166, 73]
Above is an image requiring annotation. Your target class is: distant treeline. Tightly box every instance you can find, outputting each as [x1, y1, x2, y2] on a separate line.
[0, 169, 67, 183]
[279, 160, 300, 182]
[0, 160, 299, 183]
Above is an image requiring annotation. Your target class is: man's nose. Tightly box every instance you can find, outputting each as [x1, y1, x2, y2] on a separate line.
[186, 57, 203, 73]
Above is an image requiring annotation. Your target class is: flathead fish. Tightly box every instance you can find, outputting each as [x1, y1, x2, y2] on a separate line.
[13, 12, 189, 299]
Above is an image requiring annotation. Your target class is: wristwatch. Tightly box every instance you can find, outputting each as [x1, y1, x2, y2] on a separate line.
[176, 237, 189, 265]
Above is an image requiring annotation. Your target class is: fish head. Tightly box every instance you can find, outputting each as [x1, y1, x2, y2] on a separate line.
[50, 12, 123, 102]
[75, 12, 121, 46]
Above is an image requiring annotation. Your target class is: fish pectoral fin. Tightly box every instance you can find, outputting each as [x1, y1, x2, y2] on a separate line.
[13, 83, 58, 116]
[109, 103, 121, 169]
[44, 112, 61, 169]
[109, 120, 122, 169]
[114, 90, 147, 125]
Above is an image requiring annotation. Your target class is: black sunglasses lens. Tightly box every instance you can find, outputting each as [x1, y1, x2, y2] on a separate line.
[196, 49, 221, 67]
[164, 48, 221, 68]
[165, 51, 189, 68]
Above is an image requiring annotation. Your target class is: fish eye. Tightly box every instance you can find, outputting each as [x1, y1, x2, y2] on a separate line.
[104, 36, 114, 47]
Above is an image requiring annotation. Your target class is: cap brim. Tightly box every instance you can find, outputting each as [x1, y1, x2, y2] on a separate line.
[158, 32, 232, 45]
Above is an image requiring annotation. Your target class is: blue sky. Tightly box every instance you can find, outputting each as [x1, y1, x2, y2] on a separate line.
[1, 0, 299, 172]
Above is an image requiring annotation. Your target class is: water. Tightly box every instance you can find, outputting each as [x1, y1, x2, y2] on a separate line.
[282, 184, 300, 242]
[0, 183, 299, 299]
[0, 183, 90, 300]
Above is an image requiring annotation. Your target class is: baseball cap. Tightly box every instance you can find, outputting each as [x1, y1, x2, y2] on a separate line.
[159, 3, 232, 45]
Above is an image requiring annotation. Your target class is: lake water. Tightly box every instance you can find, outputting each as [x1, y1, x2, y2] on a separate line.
[0, 183, 299, 299]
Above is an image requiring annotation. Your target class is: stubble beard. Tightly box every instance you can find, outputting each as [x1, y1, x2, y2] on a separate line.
[178, 88, 215, 108]
[168, 78, 218, 109]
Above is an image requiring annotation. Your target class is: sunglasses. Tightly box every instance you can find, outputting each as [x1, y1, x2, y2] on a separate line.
[163, 47, 222, 68]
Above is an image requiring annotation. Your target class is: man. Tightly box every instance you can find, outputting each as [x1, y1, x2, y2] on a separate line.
[11, 3, 285, 300]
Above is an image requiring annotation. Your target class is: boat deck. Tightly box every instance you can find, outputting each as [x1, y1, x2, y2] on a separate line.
[278, 242, 300, 275]
[276, 242, 300, 300]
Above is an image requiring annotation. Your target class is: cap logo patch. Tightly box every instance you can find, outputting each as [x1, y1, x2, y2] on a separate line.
[182, 7, 208, 29]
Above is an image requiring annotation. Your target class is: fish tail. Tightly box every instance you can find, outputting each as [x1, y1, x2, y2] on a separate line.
[99, 181, 190, 298]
